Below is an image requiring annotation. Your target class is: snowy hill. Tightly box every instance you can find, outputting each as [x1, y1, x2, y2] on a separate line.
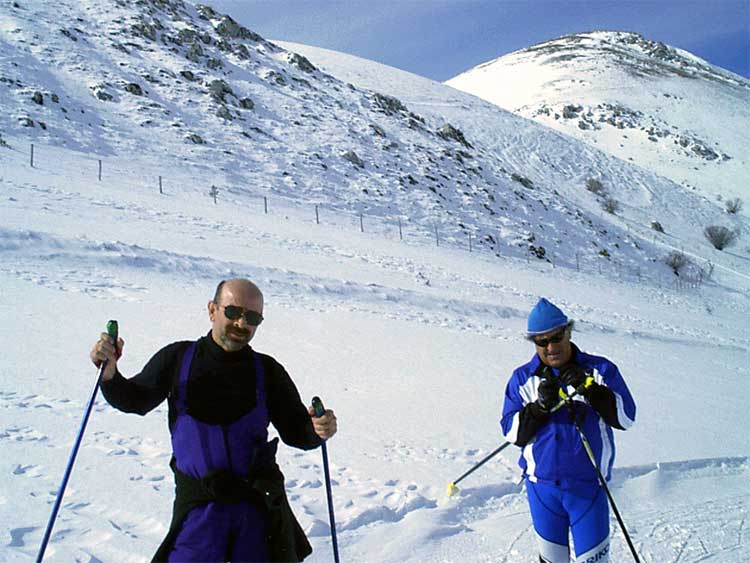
[446, 31, 750, 207]
[1, 3, 750, 563]
[1, 1, 747, 281]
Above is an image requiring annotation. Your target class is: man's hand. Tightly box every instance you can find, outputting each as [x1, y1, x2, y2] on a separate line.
[308, 406, 337, 440]
[560, 364, 594, 396]
[536, 378, 560, 412]
[89, 333, 124, 381]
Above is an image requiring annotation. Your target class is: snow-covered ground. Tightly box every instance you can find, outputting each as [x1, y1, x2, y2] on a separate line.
[1, 138, 749, 562]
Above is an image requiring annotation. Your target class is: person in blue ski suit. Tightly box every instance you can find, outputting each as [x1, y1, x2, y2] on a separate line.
[501, 298, 636, 563]
[90, 278, 338, 562]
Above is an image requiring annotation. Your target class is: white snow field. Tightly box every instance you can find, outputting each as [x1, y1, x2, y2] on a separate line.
[1, 139, 748, 563]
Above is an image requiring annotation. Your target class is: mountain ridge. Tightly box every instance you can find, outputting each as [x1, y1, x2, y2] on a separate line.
[1, 2, 746, 281]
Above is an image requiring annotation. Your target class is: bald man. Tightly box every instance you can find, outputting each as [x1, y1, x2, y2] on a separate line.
[91, 279, 337, 562]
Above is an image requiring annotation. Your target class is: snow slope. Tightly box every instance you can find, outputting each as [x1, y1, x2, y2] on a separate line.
[447, 31, 750, 206]
[1, 0, 747, 282]
[2, 128, 750, 563]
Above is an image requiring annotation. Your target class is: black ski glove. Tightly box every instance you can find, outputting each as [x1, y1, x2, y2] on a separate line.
[559, 364, 595, 397]
[536, 377, 560, 412]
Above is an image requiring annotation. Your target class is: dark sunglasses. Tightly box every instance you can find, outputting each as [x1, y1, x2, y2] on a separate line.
[221, 305, 264, 326]
[530, 329, 567, 347]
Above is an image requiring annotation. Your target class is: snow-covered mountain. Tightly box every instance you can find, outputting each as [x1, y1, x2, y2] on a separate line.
[1, 1, 746, 282]
[2, 4, 750, 563]
[447, 31, 750, 206]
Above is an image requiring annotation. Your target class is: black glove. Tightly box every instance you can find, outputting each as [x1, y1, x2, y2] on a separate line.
[559, 364, 595, 397]
[536, 378, 560, 412]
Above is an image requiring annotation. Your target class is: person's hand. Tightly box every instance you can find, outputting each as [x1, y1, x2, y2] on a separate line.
[308, 406, 337, 440]
[89, 333, 124, 381]
[536, 378, 560, 412]
[560, 364, 594, 396]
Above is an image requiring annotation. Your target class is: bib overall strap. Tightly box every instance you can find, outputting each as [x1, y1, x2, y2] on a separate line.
[252, 352, 266, 410]
[175, 341, 197, 415]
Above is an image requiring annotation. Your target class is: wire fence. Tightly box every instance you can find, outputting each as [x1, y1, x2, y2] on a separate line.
[6, 142, 729, 293]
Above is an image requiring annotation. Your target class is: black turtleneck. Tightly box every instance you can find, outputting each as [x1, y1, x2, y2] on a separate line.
[100, 332, 321, 450]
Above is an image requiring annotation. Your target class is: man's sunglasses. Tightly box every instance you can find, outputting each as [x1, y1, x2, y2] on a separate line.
[529, 329, 567, 348]
[221, 305, 264, 326]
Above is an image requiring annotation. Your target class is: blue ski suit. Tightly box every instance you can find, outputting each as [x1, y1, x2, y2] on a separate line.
[501, 344, 636, 562]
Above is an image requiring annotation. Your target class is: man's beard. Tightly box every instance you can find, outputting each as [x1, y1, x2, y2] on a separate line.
[221, 328, 251, 351]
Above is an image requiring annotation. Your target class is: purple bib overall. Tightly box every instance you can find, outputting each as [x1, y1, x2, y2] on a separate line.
[168, 342, 271, 563]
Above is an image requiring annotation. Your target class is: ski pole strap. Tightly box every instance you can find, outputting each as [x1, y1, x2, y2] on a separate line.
[551, 387, 580, 411]
[578, 375, 595, 394]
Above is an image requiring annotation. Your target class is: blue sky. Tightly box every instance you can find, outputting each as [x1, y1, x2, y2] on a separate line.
[203, 1, 749, 80]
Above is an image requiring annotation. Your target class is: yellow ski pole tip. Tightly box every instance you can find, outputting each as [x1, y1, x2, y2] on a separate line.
[447, 483, 459, 496]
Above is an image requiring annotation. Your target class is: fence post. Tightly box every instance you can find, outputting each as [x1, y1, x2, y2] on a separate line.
[360, 213, 364, 233]
[264, 196, 268, 214]
[315, 205, 319, 225]
[468, 233, 472, 252]
[398, 218, 403, 241]
[575, 252, 580, 272]
[434, 224, 440, 247]
[98, 160, 102, 181]
[159, 175, 163, 194]
[30, 144, 34, 168]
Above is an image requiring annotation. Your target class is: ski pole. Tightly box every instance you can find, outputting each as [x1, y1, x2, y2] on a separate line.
[447, 394, 575, 496]
[37, 320, 118, 563]
[312, 396, 340, 563]
[562, 392, 641, 563]
[447, 441, 512, 496]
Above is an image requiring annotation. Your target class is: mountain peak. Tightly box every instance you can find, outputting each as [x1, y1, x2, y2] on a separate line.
[447, 30, 749, 205]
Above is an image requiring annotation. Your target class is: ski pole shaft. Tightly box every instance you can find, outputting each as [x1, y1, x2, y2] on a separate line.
[447, 392, 576, 495]
[312, 396, 340, 563]
[451, 441, 512, 487]
[37, 321, 118, 563]
[565, 400, 641, 562]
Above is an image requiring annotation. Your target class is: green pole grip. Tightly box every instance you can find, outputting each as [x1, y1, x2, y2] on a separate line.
[106, 320, 119, 359]
[106, 320, 118, 344]
[312, 396, 325, 418]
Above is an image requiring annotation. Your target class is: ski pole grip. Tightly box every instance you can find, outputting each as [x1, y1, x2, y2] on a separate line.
[312, 396, 326, 418]
[106, 320, 119, 359]
[106, 320, 118, 343]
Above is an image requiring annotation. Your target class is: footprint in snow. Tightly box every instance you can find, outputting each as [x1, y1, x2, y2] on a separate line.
[1, 425, 49, 443]
[8, 526, 38, 548]
[13, 464, 43, 477]
[306, 519, 330, 537]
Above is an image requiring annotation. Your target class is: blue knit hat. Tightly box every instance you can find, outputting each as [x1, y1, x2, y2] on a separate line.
[527, 298, 569, 336]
